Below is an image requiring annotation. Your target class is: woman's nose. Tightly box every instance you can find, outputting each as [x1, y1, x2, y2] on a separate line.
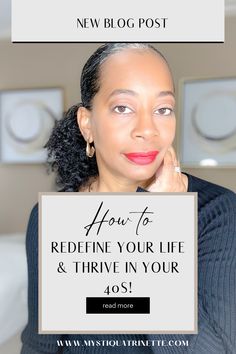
[131, 112, 159, 140]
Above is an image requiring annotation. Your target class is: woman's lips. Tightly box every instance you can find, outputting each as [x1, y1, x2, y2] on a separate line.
[124, 151, 159, 165]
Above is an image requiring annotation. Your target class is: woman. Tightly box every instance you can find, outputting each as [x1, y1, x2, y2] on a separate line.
[21, 43, 236, 353]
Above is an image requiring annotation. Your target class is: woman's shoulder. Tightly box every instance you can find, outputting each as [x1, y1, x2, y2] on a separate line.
[30, 202, 39, 218]
[185, 172, 236, 206]
[185, 173, 236, 236]
[25, 203, 39, 251]
[27, 203, 39, 230]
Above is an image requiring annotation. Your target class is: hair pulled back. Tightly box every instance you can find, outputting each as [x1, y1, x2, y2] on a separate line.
[45, 43, 169, 191]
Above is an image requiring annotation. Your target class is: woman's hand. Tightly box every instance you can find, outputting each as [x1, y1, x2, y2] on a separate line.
[146, 146, 188, 192]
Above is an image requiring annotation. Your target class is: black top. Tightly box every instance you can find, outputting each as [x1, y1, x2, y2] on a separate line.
[21, 173, 236, 354]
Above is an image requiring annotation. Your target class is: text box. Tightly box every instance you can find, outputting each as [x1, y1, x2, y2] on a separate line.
[12, 0, 224, 42]
[39, 193, 197, 333]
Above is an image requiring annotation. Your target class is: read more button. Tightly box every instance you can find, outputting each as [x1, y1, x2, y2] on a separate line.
[86, 297, 150, 314]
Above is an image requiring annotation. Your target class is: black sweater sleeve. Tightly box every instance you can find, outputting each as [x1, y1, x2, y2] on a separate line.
[20, 204, 62, 354]
[195, 189, 236, 353]
[140, 176, 236, 354]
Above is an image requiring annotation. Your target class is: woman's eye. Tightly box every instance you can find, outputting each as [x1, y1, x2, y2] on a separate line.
[113, 105, 133, 114]
[155, 108, 173, 116]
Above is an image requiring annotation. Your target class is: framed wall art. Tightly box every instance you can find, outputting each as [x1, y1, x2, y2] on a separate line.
[179, 77, 236, 167]
[0, 88, 64, 163]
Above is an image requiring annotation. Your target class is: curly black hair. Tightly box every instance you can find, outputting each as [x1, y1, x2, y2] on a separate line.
[45, 103, 98, 192]
[45, 43, 170, 192]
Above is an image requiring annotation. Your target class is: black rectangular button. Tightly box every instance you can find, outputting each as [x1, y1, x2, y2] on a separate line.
[86, 297, 150, 314]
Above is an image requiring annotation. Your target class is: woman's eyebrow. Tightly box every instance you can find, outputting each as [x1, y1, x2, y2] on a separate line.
[108, 89, 175, 99]
[157, 91, 175, 99]
[108, 89, 137, 98]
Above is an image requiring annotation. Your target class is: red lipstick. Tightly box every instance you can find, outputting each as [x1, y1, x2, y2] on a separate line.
[124, 151, 159, 165]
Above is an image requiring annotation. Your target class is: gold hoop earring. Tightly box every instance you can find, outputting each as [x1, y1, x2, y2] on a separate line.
[86, 140, 95, 158]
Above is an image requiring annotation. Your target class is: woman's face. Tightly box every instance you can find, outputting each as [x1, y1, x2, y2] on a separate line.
[80, 49, 176, 186]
